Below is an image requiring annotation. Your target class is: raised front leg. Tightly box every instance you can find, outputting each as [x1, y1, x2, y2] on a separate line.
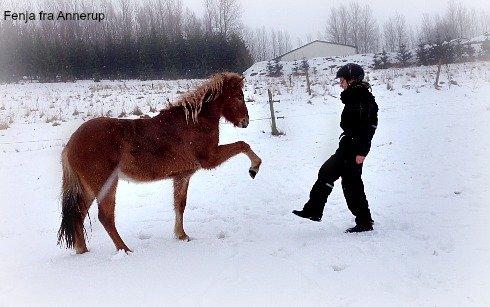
[173, 173, 193, 241]
[200, 141, 262, 178]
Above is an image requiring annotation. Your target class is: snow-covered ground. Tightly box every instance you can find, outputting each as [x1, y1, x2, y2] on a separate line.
[1, 61, 489, 306]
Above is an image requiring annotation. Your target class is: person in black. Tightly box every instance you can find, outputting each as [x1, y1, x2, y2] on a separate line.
[293, 63, 378, 233]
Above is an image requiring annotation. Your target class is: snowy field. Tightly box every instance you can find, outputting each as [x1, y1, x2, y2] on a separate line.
[0, 61, 489, 306]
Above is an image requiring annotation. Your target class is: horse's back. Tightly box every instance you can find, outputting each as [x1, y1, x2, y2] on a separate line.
[68, 117, 129, 151]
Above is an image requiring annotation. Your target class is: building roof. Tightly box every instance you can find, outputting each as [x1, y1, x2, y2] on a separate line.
[274, 40, 357, 61]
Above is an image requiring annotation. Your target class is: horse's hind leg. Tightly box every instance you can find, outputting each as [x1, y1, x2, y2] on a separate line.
[74, 196, 95, 254]
[97, 180, 131, 252]
[173, 173, 193, 241]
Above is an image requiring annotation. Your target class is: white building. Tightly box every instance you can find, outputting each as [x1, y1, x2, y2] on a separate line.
[275, 40, 357, 62]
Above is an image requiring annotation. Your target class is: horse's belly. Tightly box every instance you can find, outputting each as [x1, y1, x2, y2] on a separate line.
[119, 153, 201, 182]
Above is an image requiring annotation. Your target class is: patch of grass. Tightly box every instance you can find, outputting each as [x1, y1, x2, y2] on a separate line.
[131, 105, 143, 116]
[0, 121, 10, 130]
[45, 115, 60, 124]
[118, 109, 127, 118]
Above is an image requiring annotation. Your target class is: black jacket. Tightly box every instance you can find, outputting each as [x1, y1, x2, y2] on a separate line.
[339, 82, 378, 157]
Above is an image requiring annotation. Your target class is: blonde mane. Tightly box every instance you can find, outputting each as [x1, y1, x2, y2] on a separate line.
[173, 72, 243, 123]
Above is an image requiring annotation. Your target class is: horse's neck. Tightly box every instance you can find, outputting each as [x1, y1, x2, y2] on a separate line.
[197, 111, 220, 131]
[199, 98, 221, 124]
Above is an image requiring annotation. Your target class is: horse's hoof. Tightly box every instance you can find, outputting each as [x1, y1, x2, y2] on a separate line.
[118, 247, 133, 254]
[176, 234, 190, 242]
[75, 247, 89, 254]
[249, 168, 258, 179]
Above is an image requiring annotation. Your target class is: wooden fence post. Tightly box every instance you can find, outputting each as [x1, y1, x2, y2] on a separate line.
[305, 69, 312, 96]
[268, 89, 281, 136]
[434, 60, 442, 89]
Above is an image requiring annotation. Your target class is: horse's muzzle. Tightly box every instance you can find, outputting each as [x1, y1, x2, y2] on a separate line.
[238, 118, 249, 128]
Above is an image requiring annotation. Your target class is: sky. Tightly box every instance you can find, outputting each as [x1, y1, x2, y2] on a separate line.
[185, 0, 490, 43]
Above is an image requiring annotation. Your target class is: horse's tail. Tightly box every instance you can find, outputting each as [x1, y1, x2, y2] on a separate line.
[57, 148, 88, 248]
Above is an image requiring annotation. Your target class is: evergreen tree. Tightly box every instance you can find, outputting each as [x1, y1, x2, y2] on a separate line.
[465, 43, 476, 61]
[373, 50, 390, 69]
[452, 39, 465, 63]
[481, 37, 490, 60]
[427, 40, 443, 65]
[292, 61, 300, 75]
[416, 43, 429, 66]
[275, 59, 284, 76]
[300, 58, 310, 73]
[380, 50, 390, 68]
[441, 39, 455, 64]
[396, 43, 411, 67]
[428, 37, 456, 65]
[267, 58, 283, 77]
[0, 1, 254, 82]
[373, 53, 383, 69]
[267, 61, 275, 76]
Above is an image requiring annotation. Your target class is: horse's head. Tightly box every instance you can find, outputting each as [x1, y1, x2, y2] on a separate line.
[219, 73, 249, 128]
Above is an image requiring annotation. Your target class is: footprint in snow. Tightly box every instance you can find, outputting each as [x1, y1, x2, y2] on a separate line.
[217, 231, 227, 240]
[110, 250, 132, 261]
[331, 264, 346, 272]
[137, 232, 151, 240]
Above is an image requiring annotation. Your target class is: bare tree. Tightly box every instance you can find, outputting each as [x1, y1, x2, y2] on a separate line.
[384, 13, 408, 51]
[337, 5, 350, 45]
[419, 13, 433, 43]
[327, 2, 379, 52]
[327, 7, 341, 43]
[271, 30, 278, 57]
[183, 8, 202, 39]
[306, 33, 313, 43]
[348, 2, 362, 49]
[357, 4, 379, 53]
[296, 37, 304, 49]
[216, 0, 242, 37]
[277, 30, 286, 56]
[454, 2, 472, 38]
[384, 18, 397, 52]
[257, 26, 271, 60]
[203, 0, 217, 34]
[394, 13, 408, 48]
[163, 0, 184, 40]
[445, 0, 459, 38]
[284, 31, 292, 51]
[243, 27, 293, 62]
[481, 10, 490, 35]
[245, 26, 272, 62]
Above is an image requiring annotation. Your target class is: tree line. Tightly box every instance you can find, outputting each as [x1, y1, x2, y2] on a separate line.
[1, 0, 489, 82]
[241, 0, 489, 63]
[323, 0, 488, 53]
[0, 0, 252, 82]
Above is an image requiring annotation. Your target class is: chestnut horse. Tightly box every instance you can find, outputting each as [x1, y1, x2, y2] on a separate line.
[57, 72, 262, 254]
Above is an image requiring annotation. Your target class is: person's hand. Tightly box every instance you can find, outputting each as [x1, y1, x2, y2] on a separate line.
[355, 155, 365, 164]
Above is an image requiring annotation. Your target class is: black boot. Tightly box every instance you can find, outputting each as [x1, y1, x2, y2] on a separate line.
[292, 202, 323, 222]
[292, 209, 322, 222]
[345, 223, 373, 233]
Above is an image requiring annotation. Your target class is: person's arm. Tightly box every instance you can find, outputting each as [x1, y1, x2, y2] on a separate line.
[355, 98, 378, 159]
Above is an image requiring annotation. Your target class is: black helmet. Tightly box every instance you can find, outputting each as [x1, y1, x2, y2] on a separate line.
[335, 63, 364, 82]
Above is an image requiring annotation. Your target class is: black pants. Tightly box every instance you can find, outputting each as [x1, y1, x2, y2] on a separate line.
[306, 138, 373, 225]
